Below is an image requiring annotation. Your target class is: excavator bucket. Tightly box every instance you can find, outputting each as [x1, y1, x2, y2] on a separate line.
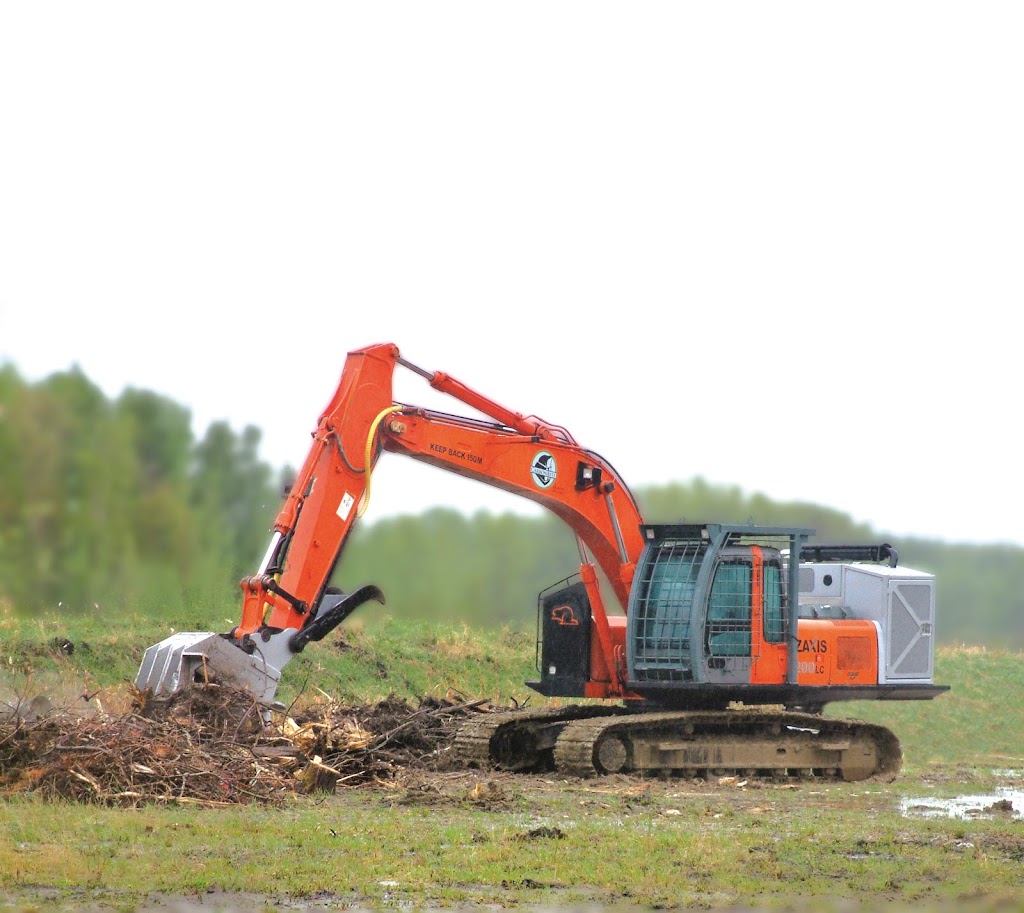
[135, 630, 293, 705]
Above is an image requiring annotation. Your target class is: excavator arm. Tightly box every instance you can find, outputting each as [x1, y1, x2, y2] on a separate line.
[136, 342, 645, 705]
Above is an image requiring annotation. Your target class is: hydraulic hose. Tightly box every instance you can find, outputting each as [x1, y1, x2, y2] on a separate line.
[357, 405, 403, 518]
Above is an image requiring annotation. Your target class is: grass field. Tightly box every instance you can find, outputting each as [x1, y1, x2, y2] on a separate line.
[2, 608, 1023, 913]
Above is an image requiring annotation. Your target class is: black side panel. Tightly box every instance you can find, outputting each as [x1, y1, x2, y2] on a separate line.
[537, 582, 592, 697]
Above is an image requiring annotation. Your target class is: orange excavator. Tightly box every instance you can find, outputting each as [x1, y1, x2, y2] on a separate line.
[137, 343, 947, 780]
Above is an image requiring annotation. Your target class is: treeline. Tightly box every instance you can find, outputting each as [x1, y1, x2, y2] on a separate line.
[2, 365, 1022, 647]
[0, 364, 284, 620]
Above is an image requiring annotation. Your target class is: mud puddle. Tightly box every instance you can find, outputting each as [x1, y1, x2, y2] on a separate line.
[900, 787, 1024, 819]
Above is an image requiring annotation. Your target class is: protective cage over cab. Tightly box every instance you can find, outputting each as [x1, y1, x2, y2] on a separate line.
[531, 523, 948, 711]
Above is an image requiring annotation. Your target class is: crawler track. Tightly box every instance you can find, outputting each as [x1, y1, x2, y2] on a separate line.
[453, 705, 621, 771]
[455, 706, 902, 782]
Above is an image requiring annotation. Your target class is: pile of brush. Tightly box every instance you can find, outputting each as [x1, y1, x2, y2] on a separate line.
[0, 684, 492, 806]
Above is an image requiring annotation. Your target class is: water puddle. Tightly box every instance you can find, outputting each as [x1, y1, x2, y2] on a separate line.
[900, 787, 1024, 819]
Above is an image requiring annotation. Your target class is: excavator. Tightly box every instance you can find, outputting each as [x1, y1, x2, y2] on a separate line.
[136, 343, 948, 781]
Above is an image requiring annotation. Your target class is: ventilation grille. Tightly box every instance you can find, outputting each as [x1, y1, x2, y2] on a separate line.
[837, 636, 873, 672]
[887, 582, 933, 679]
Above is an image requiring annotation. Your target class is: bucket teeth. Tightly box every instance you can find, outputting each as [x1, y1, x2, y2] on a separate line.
[135, 633, 211, 695]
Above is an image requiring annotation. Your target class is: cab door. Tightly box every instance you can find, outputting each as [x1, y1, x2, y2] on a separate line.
[701, 549, 753, 683]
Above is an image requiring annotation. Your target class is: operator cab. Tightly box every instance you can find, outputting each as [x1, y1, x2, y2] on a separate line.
[627, 524, 799, 690]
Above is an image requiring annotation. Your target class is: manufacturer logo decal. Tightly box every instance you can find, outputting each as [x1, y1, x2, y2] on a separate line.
[550, 605, 579, 626]
[530, 451, 557, 489]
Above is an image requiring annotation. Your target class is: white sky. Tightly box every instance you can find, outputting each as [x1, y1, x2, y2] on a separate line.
[1, 3, 1021, 548]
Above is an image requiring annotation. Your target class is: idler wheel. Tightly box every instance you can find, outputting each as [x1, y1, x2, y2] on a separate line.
[594, 734, 630, 774]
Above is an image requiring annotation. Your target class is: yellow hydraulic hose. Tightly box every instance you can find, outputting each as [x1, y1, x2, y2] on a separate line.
[357, 405, 403, 518]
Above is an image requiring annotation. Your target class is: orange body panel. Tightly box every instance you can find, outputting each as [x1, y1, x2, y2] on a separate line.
[749, 640, 789, 684]
[793, 619, 879, 686]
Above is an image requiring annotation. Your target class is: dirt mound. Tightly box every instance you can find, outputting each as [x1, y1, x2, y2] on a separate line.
[0, 684, 495, 806]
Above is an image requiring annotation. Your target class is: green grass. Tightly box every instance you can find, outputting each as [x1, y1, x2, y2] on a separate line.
[0, 607, 541, 714]
[297, 618, 539, 707]
[2, 607, 1024, 912]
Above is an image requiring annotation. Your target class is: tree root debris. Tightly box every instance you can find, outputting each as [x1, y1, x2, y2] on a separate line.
[0, 684, 495, 807]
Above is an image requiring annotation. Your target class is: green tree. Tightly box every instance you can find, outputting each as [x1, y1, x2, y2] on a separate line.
[0, 364, 31, 609]
[189, 420, 279, 606]
[1, 368, 282, 618]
